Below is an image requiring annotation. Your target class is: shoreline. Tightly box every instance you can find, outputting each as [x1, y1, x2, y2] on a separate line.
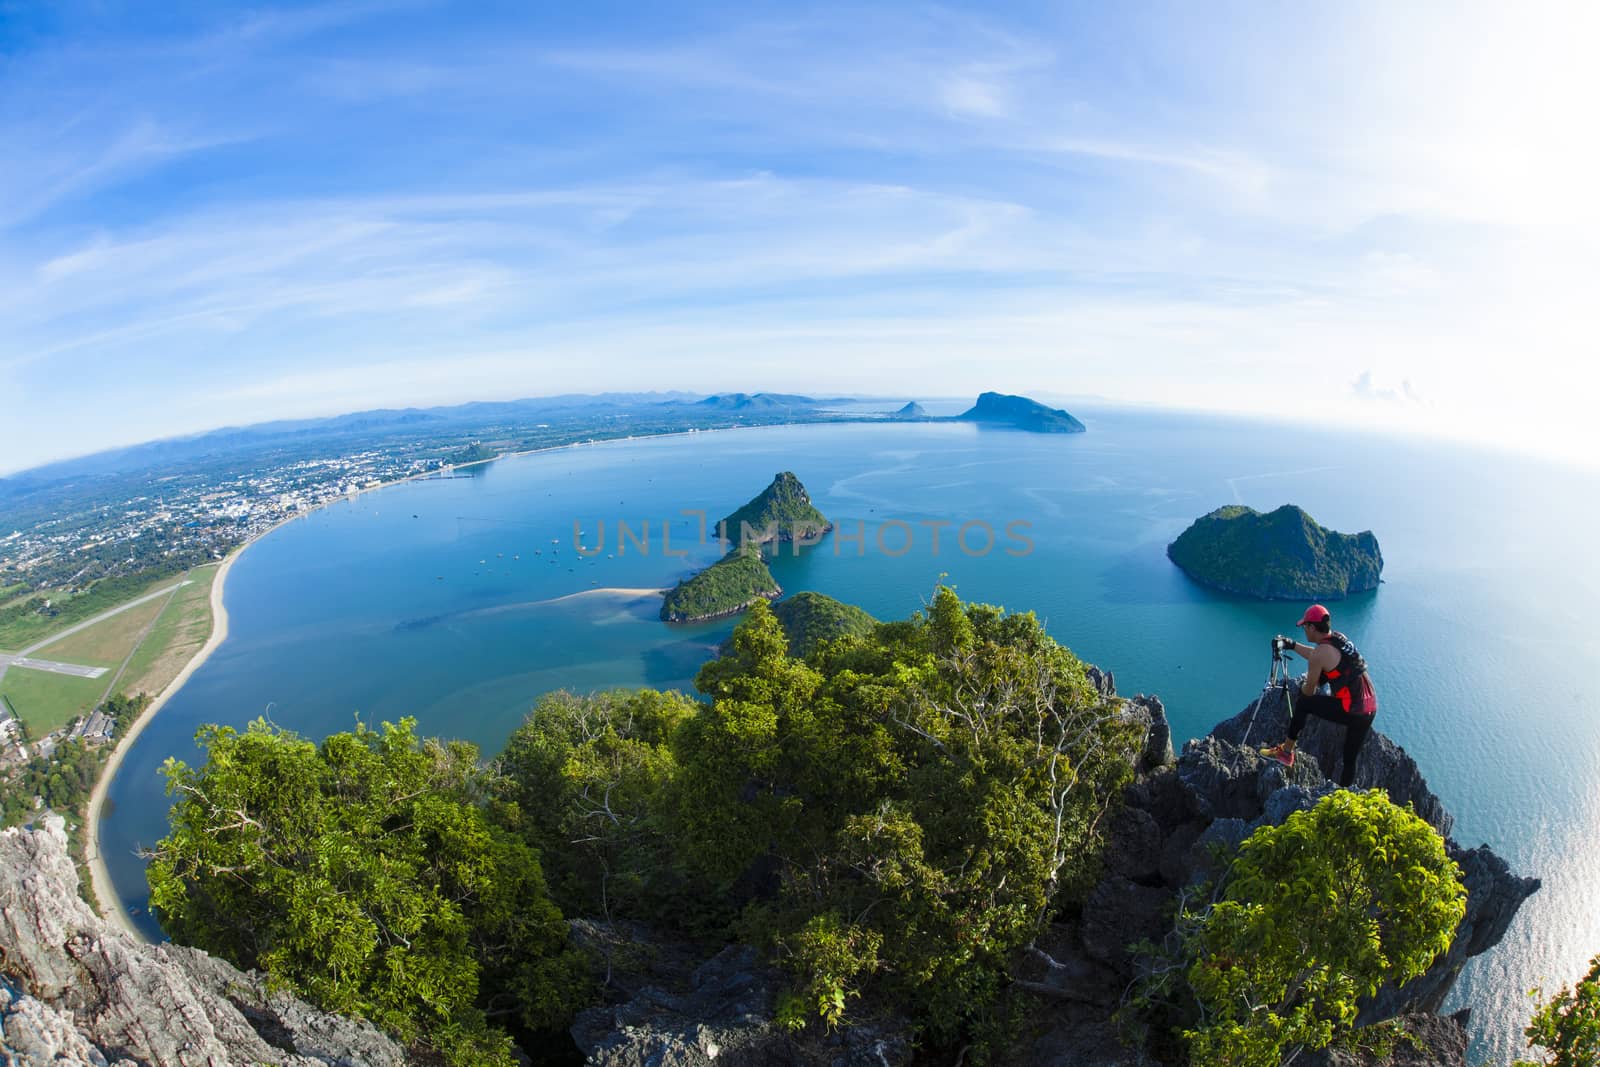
[74, 429, 729, 936]
[83, 548, 239, 940]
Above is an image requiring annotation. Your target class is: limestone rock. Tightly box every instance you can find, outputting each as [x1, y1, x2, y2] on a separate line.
[0, 817, 410, 1067]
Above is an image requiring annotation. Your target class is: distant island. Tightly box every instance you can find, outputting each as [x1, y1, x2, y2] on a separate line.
[955, 392, 1086, 433]
[717, 471, 832, 548]
[890, 401, 927, 419]
[1167, 504, 1383, 600]
[662, 473, 833, 622]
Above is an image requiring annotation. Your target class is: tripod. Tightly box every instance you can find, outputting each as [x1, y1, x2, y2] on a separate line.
[1241, 644, 1298, 747]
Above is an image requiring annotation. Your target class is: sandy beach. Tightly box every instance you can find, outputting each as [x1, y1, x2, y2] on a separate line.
[541, 586, 670, 603]
[83, 547, 240, 940]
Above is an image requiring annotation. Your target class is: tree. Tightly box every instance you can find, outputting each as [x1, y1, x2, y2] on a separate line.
[1176, 789, 1466, 1067]
[1515, 953, 1600, 1067]
[147, 717, 587, 1066]
[495, 688, 694, 924]
[673, 589, 1143, 1042]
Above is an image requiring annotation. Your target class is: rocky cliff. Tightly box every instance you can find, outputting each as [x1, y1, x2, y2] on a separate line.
[0, 816, 411, 1067]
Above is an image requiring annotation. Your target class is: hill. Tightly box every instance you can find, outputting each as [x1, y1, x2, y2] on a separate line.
[659, 551, 782, 622]
[717, 472, 832, 548]
[890, 401, 928, 418]
[955, 392, 1085, 433]
[1166, 504, 1384, 600]
[727, 591, 879, 658]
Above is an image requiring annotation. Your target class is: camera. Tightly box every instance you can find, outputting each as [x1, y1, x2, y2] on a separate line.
[1272, 635, 1294, 653]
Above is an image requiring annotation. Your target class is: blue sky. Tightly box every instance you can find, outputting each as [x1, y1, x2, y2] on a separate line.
[3, 1, 1597, 473]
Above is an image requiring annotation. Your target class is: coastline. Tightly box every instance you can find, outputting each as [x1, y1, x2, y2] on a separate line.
[83, 547, 239, 940]
[75, 422, 788, 936]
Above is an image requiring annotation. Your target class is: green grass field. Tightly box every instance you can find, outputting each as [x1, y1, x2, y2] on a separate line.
[0, 571, 181, 652]
[122, 565, 219, 698]
[29, 593, 171, 669]
[0, 666, 107, 736]
[0, 564, 219, 736]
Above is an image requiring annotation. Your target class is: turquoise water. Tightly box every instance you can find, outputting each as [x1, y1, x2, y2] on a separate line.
[100, 408, 1600, 1063]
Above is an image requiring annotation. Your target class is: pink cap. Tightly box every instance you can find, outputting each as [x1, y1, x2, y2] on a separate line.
[1297, 604, 1330, 626]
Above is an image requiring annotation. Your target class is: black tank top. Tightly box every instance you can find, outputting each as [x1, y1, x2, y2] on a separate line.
[1320, 631, 1377, 716]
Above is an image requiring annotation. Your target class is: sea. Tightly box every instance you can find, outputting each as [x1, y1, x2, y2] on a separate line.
[98, 403, 1600, 1064]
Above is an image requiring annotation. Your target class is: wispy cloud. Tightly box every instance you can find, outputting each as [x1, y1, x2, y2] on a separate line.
[2, 3, 1598, 472]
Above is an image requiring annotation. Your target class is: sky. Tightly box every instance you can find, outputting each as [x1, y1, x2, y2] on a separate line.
[3, 0, 1598, 475]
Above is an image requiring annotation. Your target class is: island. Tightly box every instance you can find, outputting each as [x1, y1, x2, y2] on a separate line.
[716, 471, 832, 549]
[659, 550, 782, 623]
[890, 401, 927, 419]
[955, 391, 1086, 433]
[662, 472, 834, 622]
[1166, 504, 1383, 600]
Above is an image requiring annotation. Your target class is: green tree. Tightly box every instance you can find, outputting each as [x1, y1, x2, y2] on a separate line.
[674, 590, 1142, 1042]
[1175, 789, 1466, 1067]
[1515, 953, 1600, 1067]
[147, 717, 587, 1066]
[495, 688, 694, 923]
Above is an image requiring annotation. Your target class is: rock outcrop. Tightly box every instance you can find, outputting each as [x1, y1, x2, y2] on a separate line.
[998, 678, 1537, 1067]
[0, 816, 410, 1067]
[568, 919, 911, 1067]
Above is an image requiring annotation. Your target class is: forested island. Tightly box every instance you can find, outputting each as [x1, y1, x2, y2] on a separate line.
[1167, 504, 1384, 600]
[658, 551, 781, 623]
[716, 471, 832, 548]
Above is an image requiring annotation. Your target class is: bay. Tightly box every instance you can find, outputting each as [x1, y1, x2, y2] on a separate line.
[100, 406, 1600, 1063]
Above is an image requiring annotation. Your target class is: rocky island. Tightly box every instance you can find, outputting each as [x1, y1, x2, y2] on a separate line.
[716, 470, 832, 548]
[661, 473, 833, 623]
[956, 391, 1086, 433]
[1167, 503, 1384, 600]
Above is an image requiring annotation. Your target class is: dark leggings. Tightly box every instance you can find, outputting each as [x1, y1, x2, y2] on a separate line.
[1288, 693, 1374, 787]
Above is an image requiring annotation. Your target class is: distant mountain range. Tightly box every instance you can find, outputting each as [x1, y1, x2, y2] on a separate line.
[3, 390, 1087, 490]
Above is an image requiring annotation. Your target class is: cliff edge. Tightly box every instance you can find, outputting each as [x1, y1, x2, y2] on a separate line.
[0, 816, 412, 1067]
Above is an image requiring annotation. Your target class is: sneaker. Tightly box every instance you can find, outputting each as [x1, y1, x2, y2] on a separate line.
[1260, 742, 1295, 768]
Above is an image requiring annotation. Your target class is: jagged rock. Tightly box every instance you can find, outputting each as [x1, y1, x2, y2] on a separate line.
[1081, 877, 1174, 968]
[1297, 1010, 1472, 1066]
[1129, 695, 1174, 771]
[0, 817, 409, 1067]
[570, 927, 912, 1067]
[1104, 804, 1165, 884]
[1, 975, 131, 1067]
[1087, 665, 1116, 698]
[1210, 684, 1453, 836]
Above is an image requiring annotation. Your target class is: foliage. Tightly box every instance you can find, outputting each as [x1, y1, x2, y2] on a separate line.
[659, 550, 780, 621]
[670, 589, 1139, 1041]
[716, 471, 830, 549]
[776, 912, 883, 1032]
[147, 717, 588, 1066]
[1514, 952, 1600, 1067]
[495, 688, 694, 924]
[1156, 789, 1465, 1067]
[768, 592, 877, 659]
[1166, 504, 1383, 600]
